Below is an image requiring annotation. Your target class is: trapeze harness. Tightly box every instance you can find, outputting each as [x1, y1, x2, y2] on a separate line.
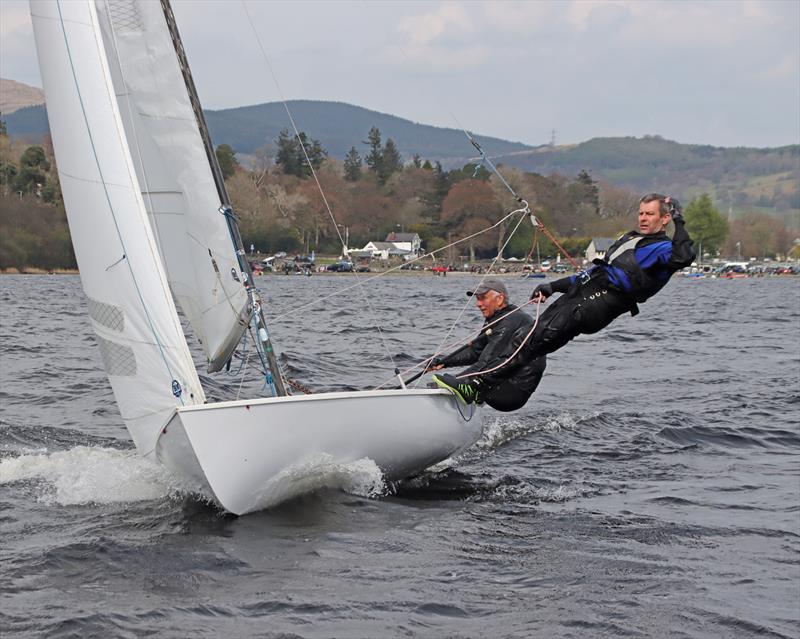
[526, 230, 677, 359]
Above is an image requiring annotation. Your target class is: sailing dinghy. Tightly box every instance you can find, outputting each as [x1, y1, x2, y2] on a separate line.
[30, 0, 482, 515]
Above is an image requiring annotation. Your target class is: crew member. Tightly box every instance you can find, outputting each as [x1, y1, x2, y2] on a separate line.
[523, 193, 695, 359]
[430, 279, 546, 411]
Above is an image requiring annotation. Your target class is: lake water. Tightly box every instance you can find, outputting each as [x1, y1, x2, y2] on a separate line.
[1, 273, 798, 638]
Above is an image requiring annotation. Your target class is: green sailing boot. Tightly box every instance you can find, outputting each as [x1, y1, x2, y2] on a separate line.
[432, 373, 481, 405]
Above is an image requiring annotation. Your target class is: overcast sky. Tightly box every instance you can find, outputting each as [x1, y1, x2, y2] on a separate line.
[2, 0, 798, 148]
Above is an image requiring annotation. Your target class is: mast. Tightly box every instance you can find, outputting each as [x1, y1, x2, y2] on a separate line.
[159, 0, 287, 396]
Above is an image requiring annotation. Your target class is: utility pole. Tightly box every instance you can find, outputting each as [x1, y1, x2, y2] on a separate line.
[549, 129, 556, 147]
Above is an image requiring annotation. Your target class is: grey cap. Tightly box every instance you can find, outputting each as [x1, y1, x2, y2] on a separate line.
[466, 278, 509, 299]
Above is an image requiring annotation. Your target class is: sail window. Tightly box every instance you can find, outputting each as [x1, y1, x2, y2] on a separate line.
[87, 297, 125, 332]
[96, 336, 138, 377]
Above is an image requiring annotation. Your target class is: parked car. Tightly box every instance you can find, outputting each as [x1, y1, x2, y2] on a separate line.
[327, 261, 354, 272]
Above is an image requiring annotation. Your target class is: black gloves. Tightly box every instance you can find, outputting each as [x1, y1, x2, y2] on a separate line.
[530, 282, 553, 300]
[667, 198, 683, 223]
[429, 356, 446, 369]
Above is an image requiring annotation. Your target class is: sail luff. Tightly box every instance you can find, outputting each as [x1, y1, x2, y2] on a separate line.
[30, 0, 206, 455]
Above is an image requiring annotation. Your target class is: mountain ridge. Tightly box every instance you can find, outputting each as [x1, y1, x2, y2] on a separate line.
[2, 80, 796, 218]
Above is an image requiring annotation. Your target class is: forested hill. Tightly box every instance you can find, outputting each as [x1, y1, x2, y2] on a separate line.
[494, 136, 800, 215]
[203, 100, 534, 160]
[3, 100, 534, 161]
[4, 98, 797, 217]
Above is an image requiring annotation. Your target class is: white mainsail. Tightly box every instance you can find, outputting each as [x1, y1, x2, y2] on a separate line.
[93, 0, 251, 372]
[30, 0, 206, 455]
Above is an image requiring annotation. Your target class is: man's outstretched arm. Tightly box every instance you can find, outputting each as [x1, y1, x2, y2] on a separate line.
[530, 275, 573, 301]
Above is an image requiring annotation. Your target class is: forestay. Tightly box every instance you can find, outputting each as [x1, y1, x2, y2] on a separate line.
[31, 0, 206, 455]
[93, 0, 251, 372]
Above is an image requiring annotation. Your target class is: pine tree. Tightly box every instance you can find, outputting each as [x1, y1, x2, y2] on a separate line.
[433, 161, 450, 203]
[215, 144, 239, 179]
[412, 154, 422, 169]
[343, 146, 362, 181]
[574, 169, 599, 215]
[379, 138, 402, 183]
[364, 126, 383, 176]
[298, 133, 327, 177]
[275, 129, 327, 178]
[275, 129, 301, 177]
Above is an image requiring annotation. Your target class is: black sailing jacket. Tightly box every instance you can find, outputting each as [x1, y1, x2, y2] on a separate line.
[440, 304, 546, 393]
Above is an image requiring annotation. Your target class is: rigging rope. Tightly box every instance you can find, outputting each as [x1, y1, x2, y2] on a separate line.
[455, 297, 542, 380]
[269, 206, 524, 324]
[241, 0, 399, 371]
[410, 201, 531, 388]
[240, 7, 581, 391]
[373, 297, 539, 390]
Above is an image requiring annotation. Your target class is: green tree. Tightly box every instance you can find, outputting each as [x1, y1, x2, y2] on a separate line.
[13, 166, 45, 195]
[364, 126, 383, 176]
[411, 153, 422, 169]
[215, 144, 239, 180]
[20, 145, 49, 171]
[299, 133, 327, 176]
[275, 129, 301, 177]
[569, 169, 599, 216]
[430, 161, 450, 213]
[0, 120, 7, 137]
[0, 162, 18, 196]
[450, 162, 490, 183]
[684, 193, 729, 255]
[343, 146, 362, 181]
[379, 138, 402, 183]
[274, 129, 327, 178]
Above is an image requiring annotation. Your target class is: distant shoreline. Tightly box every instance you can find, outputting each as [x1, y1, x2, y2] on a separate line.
[0, 268, 79, 275]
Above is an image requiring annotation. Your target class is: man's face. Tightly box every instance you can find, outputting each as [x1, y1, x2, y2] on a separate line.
[475, 290, 506, 318]
[638, 200, 670, 235]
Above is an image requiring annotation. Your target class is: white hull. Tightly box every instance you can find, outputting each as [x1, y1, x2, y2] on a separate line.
[156, 389, 482, 514]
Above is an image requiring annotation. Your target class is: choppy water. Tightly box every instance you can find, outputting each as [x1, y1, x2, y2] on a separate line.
[1, 273, 798, 638]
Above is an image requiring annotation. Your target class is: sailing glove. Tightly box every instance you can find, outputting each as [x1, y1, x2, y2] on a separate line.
[531, 282, 553, 300]
[429, 356, 446, 369]
[668, 198, 684, 223]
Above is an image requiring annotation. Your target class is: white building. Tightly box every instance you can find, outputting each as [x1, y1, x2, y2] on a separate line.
[585, 237, 615, 262]
[384, 232, 422, 255]
[361, 241, 412, 261]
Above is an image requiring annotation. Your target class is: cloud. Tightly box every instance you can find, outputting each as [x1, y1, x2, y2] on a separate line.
[397, 3, 473, 46]
[382, 43, 490, 73]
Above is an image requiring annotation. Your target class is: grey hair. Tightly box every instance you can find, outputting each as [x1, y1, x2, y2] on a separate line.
[640, 193, 670, 216]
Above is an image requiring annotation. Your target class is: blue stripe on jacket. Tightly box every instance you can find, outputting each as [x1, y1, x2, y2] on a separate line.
[570, 240, 673, 292]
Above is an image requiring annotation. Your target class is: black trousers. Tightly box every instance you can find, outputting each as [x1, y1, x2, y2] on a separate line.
[526, 280, 633, 360]
[482, 380, 534, 412]
[481, 359, 546, 412]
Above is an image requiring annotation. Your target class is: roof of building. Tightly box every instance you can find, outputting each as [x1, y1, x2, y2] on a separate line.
[385, 232, 420, 242]
[589, 237, 616, 252]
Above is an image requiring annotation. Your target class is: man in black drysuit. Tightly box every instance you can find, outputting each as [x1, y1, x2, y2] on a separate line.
[524, 193, 695, 360]
[430, 279, 546, 412]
